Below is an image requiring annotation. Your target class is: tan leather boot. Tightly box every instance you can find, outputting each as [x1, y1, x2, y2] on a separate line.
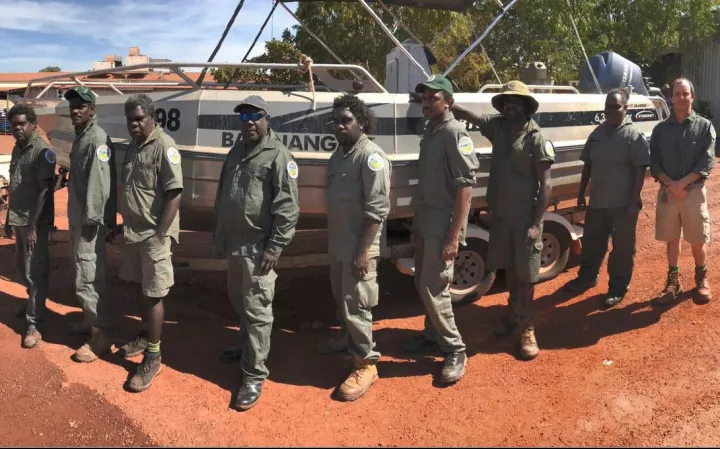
[695, 267, 712, 304]
[72, 327, 113, 363]
[338, 362, 379, 402]
[518, 319, 539, 360]
[653, 270, 682, 306]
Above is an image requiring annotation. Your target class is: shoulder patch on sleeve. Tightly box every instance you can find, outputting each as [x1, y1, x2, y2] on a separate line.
[367, 152, 386, 172]
[96, 145, 111, 162]
[44, 149, 56, 164]
[458, 136, 474, 155]
[544, 140, 555, 157]
[286, 160, 299, 179]
[166, 147, 181, 165]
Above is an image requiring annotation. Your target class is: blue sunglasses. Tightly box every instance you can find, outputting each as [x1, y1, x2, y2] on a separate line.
[239, 111, 267, 123]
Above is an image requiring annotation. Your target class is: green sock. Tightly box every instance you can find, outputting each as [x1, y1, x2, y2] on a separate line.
[669, 266, 680, 273]
[697, 265, 707, 271]
[147, 341, 161, 353]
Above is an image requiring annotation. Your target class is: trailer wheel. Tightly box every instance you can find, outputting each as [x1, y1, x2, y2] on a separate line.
[450, 238, 496, 306]
[538, 221, 571, 282]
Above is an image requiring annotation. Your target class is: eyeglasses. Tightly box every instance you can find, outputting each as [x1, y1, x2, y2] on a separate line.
[239, 111, 267, 123]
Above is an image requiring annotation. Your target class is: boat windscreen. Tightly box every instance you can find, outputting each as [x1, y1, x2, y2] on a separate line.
[285, 0, 475, 12]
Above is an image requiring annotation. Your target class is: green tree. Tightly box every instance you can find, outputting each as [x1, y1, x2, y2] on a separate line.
[39, 66, 61, 72]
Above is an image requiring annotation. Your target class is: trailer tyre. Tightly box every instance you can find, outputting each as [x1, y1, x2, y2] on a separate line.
[537, 221, 571, 282]
[450, 238, 496, 306]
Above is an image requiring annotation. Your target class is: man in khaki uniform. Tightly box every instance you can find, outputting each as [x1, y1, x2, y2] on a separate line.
[650, 78, 716, 305]
[5, 104, 55, 349]
[564, 88, 650, 307]
[316, 94, 391, 401]
[212, 96, 299, 411]
[453, 81, 554, 360]
[405, 75, 479, 384]
[118, 94, 183, 393]
[63, 86, 118, 363]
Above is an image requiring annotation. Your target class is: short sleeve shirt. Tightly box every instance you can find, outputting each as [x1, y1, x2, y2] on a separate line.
[120, 126, 183, 243]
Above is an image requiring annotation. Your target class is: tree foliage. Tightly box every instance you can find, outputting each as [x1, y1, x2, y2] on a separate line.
[39, 66, 61, 72]
[219, 0, 720, 92]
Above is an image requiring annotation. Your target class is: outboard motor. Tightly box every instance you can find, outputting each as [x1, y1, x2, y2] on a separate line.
[579, 51, 649, 96]
[386, 39, 433, 94]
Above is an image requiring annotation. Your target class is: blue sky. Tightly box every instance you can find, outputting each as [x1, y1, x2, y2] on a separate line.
[0, 0, 299, 73]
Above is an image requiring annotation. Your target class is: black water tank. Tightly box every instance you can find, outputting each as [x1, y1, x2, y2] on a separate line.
[579, 51, 649, 96]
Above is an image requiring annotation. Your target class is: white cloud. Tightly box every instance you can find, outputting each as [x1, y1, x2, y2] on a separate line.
[0, 0, 300, 72]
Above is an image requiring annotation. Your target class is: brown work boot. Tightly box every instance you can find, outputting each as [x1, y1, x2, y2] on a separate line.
[22, 325, 42, 349]
[695, 267, 712, 304]
[338, 363, 379, 402]
[653, 270, 682, 306]
[315, 332, 348, 355]
[126, 351, 162, 393]
[72, 327, 113, 363]
[67, 321, 92, 336]
[517, 319, 539, 360]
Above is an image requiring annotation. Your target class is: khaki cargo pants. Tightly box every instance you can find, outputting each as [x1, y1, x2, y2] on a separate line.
[119, 235, 174, 298]
[655, 184, 710, 245]
[227, 253, 277, 383]
[70, 225, 111, 329]
[414, 236, 466, 354]
[330, 256, 381, 363]
[14, 225, 50, 326]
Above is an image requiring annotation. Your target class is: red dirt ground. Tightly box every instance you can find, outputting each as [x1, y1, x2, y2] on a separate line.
[1, 134, 720, 446]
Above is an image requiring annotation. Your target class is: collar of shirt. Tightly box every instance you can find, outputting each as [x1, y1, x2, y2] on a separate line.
[426, 112, 455, 137]
[668, 111, 697, 126]
[21, 132, 41, 151]
[602, 116, 633, 134]
[340, 134, 369, 158]
[138, 125, 163, 148]
[74, 115, 97, 140]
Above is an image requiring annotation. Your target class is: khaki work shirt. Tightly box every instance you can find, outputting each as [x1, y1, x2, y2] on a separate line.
[327, 134, 391, 262]
[650, 111, 716, 181]
[120, 126, 183, 244]
[68, 116, 118, 228]
[580, 117, 650, 209]
[212, 130, 300, 257]
[475, 116, 555, 219]
[415, 114, 479, 243]
[8, 132, 55, 227]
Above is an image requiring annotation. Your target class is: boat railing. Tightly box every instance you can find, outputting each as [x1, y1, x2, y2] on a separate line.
[23, 62, 387, 100]
[478, 84, 580, 94]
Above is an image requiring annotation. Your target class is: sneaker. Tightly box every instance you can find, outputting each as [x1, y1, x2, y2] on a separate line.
[602, 293, 626, 309]
[564, 276, 598, 293]
[119, 331, 149, 358]
[72, 327, 113, 363]
[126, 351, 162, 393]
[338, 363, 379, 401]
[440, 352, 467, 384]
[22, 325, 42, 349]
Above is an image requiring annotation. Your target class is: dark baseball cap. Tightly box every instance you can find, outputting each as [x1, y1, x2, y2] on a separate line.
[415, 74, 454, 96]
[233, 95, 269, 113]
[64, 86, 96, 105]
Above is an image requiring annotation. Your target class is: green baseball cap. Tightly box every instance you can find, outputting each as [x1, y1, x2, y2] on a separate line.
[64, 86, 96, 105]
[415, 74, 454, 96]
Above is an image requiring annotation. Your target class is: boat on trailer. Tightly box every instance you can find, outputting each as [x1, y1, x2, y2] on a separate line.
[23, 0, 668, 304]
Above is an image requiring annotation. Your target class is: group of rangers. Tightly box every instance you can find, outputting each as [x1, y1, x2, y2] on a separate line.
[5, 73, 713, 411]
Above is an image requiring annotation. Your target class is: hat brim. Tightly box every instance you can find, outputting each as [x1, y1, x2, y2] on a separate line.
[491, 93, 539, 115]
[233, 102, 266, 113]
[414, 82, 453, 96]
[63, 89, 94, 104]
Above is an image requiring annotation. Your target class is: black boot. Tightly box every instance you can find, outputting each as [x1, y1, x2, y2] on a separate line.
[440, 352, 467, 384]
[234, 381, 264, 411]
